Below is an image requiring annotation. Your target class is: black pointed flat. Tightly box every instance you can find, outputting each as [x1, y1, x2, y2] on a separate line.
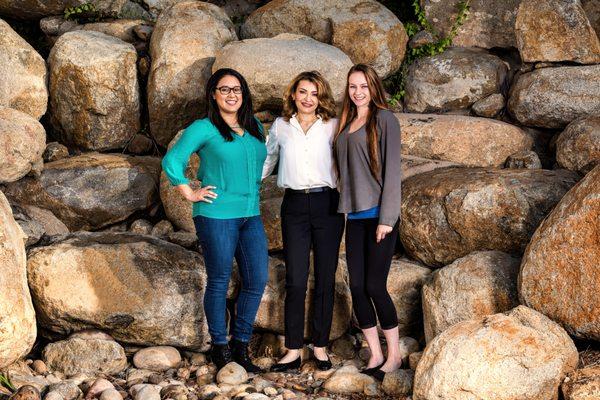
[270, 356, 301, 372]
[371, 368, 386, 382]
[361, 361, 385, 376]
[315, 357, 332, 371]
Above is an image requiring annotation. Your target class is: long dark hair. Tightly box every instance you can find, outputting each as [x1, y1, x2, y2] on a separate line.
[335, 64, 389, 179]
[205, 68, 264, 142]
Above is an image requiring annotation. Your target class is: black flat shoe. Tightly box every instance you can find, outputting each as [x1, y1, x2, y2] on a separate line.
[372, 368, 386, 382]
[270, 357, 301, 372]
[361, 362, 385, 376]
[315, 357, 332, 371]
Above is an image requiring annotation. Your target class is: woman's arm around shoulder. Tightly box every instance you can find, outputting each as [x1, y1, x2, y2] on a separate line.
[261, 117, 281, 180]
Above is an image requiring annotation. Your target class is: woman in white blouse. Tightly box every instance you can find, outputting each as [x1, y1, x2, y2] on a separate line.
[262, 71, 344, 372]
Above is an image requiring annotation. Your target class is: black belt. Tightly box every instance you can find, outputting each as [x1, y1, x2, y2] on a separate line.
[285, 186, 333, 194]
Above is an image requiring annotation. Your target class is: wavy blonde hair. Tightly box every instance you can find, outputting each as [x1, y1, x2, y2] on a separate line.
[282, 71, 336, 122]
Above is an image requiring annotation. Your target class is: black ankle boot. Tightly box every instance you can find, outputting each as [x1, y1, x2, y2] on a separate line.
[210, 343, 232, 370]
[231, 338, 264, 374]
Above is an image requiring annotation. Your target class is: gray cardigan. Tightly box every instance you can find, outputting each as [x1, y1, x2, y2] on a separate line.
[335, 109, 401, 226]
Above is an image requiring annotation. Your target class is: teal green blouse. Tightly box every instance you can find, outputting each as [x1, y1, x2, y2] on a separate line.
[161, 118, 267, 219]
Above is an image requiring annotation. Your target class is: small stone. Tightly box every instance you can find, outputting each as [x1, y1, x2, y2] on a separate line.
[381, 369, 414, 396]
[31, 360, 48, 375]
[86, 378, 114, 399]
[408, 351, 423, 370]
[471, 93, 505, 118]
[133, 385, 161, 400]
[166, 231, 198, 249]
[216, 363, 248, 385]
[263, 387, 278, 396]
[505, 150, 542, 169]
[398, 337, 420, 366]
[44, 391, 64, 400]
[147, 374, 163, 385]
[10, 386, 41, 400]
[46, 381, 82, 400]
[197, 385, 220, 400]
[138, 56, 151, 78]
[281, 389, 296, 400]
[243, 394, 268, 400]
[160, 384, 187, 400]
[409, 30, 435, 48]
[43, 142, 69, 163]
[176, 368, 190, 381]
[133, 346, 181, 372]
[195, 373, 214, 386]
[151, 220, 174, 237]
[129, 219, 153, 235]
[127, 134, 154, 155]
[187, 352, 207, 366]
[99, 389, 123, 400]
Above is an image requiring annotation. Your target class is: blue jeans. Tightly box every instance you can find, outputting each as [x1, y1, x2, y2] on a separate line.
[194, 215, 269, 345]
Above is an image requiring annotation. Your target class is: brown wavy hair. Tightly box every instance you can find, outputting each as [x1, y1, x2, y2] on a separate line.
[335, 64, 389, 179]
[282, 71, 336, 122]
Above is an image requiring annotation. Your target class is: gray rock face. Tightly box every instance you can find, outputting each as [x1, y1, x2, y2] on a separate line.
[10, 203, 69, 247]
[404, 47, 507, 113]
[420, 0, 521, 49]
[213, 34, 353, 112]
[515, 0, 600, 64]
[240, 0, 407, 78]
[413, 306, 579, 400]
[0, 107, 45, 184]
[397, 113, 532, 167]
[0, 19, 47, 120]
[422, 251, 521, 342]
[508, 65, 600, 129]
[0, 191, 37, 369]
[27, 232, 210, 350]
[519, 166, 600, 341]
[3, 153, 161, 231]
[49, 30, 140, 151]
[43, 338, 127, 376]
[148, 1, 237, 147]
[471, 93, 505, 118]
[556, 116, 600, 174]
[400, 167, 579, 267]
[583, 0, 600, 37]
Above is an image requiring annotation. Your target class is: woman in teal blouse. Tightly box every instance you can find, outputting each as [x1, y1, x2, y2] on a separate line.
[162, 68, 267, 373]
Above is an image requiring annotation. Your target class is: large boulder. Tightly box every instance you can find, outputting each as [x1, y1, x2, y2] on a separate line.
[49, 30, 140, 151]
[515, 0, 600, 64]
[401, 155, 458, 180]
[397, 113, 532, 167]
[413, 306, 579, 400]
[0, 191, 37, 369]
[583, 0, 600, 37]
[254, 255, 352, 341]
[0, 19, 47, 120]
[422, 251, 521, 342]
[400, 167, 579, 267]
[240, 0, 407, 78]
[10, 203, 69, 247]
[388, 258, 432, 337]
[27, 232, 210, 350]
[148, 1, 237, 147]
[556, 116, 600, 174]
[0, 107, 45, 183]
[404, 47, 508, 113]
[420, 0, 521, 49]
[519, 165, 600, 341]
[3, 153, 161, 231]
[0, 0, 127, 20]
[213, 34, 353, 111]
[562, 366, 600, 400]
[508, 65, 600, 129]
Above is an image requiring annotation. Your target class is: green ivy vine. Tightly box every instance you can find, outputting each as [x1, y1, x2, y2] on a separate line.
[64, 3, 100, 23]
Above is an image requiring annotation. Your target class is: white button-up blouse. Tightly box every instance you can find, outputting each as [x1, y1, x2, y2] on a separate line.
[261, 115, 339, 190]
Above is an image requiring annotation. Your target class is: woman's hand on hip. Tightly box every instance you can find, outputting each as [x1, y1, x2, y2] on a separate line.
[176, 184, 218, 203]
[375, 224, 393, 243]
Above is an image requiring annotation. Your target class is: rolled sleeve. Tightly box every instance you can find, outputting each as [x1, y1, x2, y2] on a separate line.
[161, 120, 205, 186]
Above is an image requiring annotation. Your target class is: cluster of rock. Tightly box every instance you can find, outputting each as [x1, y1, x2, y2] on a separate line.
[1, 0, 600, 399]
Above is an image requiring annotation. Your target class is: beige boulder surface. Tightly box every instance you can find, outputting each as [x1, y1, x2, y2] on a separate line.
[212, 34, 353, 111]
[27, 232, 210, 350]
[0, 191, 37, 369]
[240, 0, 407, 78]
[519, 165, 600, 341]
[3, 153, 161, 231]
[508, 65, 600, 129]
[400, 167, 579, 267]
[49, 30, 140, 151]
[0, 19, 47, 120]
[0, 107, 45, 183]
[414, 306, 579, 400]
[556, 116, 600, 174]
[404, 47, 508, 113]
[515, 0, 600, 64]
[562, 366, 600, 400]
[583, 0, 600, 37]
[397, 113, 533, 167]
[148, 1, 237, 147]
[43, 337, 127, 376]
[422, 251, 521, 342]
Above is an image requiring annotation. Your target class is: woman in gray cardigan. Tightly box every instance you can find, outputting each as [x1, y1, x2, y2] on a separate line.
[334, 64, 402, 381]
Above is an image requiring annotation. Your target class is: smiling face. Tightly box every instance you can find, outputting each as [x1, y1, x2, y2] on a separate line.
[348, 71, 371, 109]
[213, 75, 243, 115]
[292, 79, 319, 115]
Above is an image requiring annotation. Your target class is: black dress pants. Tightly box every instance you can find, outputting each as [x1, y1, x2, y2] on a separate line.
[346, 218, 399, 330]
[281, 188, 345, 349]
